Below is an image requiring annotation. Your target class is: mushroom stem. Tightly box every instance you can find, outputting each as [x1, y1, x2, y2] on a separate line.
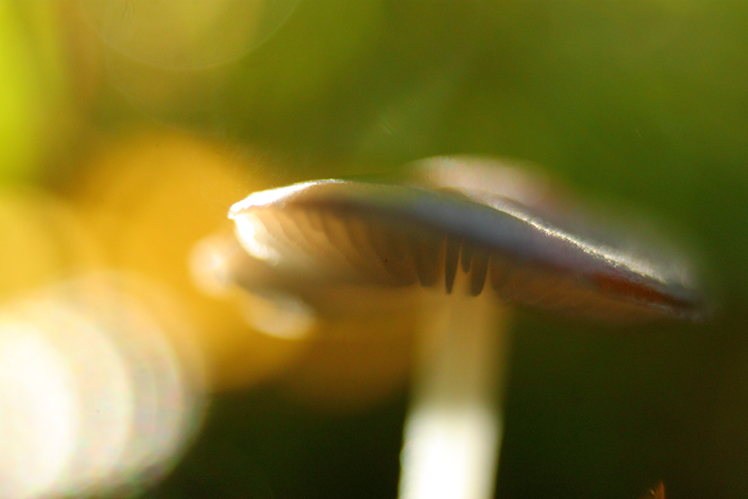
[399, 282, 510, 499]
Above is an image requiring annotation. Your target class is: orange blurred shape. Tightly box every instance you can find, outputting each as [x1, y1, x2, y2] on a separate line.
[0, 273, 203, 499]
[73, 130, 307, 390]
[640, 482, 666, 499]
[0, 187, 103, 301]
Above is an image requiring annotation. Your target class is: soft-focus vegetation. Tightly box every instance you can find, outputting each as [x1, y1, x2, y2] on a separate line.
[0, 1, 746, 498]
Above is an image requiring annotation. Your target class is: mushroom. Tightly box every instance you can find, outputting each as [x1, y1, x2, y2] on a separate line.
[219, 158, 705, 499]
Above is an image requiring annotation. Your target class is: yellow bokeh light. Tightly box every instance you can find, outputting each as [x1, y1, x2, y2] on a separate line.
[0, 187, 103, 302]
[74, 130, 308, 390]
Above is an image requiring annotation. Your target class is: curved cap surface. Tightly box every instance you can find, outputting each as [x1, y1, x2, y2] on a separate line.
[229, 179, 706, 322]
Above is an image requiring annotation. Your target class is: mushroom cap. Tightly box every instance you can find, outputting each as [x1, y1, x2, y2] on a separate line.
[228, 178, 705, 322]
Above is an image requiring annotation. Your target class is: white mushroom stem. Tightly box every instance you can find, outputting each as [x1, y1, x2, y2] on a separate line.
[399, 281, 511, 499]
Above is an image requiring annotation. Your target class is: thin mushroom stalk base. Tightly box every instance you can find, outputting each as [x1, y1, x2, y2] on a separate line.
[399, 276, 510, 499]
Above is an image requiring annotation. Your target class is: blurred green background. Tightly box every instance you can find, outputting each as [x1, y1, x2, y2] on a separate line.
[2, 0, 747, 497]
